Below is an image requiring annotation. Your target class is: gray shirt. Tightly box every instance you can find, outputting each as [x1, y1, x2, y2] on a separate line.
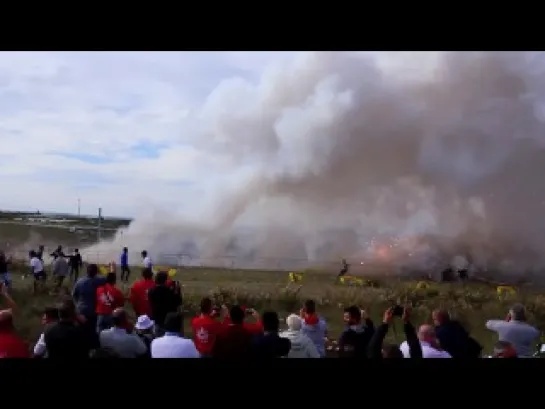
[486, 319, 540, 357]
[99, 327, 148, 358]
[53, 257, 69, 277]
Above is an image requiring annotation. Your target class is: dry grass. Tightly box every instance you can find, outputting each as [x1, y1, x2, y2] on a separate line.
[5, 264, 545, 355]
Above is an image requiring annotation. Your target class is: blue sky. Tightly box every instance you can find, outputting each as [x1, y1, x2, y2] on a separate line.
[0, 51, 298, 217]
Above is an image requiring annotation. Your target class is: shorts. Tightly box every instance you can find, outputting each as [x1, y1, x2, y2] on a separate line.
[33, 271, 47, 281]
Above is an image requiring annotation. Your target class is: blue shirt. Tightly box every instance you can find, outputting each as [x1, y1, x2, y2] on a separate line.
[72, 275, 107, 317]
[120, 252, 128, 267]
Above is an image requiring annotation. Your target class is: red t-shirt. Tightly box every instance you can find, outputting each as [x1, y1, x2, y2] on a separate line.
[129, 279, 155, 317]
[96, 283, 125, 315]
[191, 314, 221, 355]
[0, 330, 30, 358]
[221, 317, 263, 335]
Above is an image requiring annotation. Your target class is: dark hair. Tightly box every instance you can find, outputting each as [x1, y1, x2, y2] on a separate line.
[141, 250, 147, 257]
[29, 250, 36, 258]
[123, 247, 128, 252]
[304, 299, 316, 314]
[87, 264, 99, 278]
[382, 344, 404, 358]
[229, 305, 245, 324]
[106, 272, 117, 285]
[200, 297, 213, 314]
[346, 306, 361, 322]
[155, 271, 168, 285]
[74, 248, 79, 253]
[91, 348, 120, 359]
[164, 312, 183, 333]
[262, 311, 280, 333]
[112, 309, 127, 327]
[44, 307, 59, 321]
[39, 245, 44, 250]
[142, 268, 154, 280]
[58, 300, 76, 321]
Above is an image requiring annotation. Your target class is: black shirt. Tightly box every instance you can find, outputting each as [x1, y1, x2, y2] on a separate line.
[44, 321, 92, 359]
[147, 285, 182, 327]
[0, 255, 7, 274]
[68, 253, 83, 268]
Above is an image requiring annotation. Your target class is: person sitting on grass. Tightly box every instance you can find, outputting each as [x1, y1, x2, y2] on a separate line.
[212, 305, 254, 359]
[337, 306, 375, 359]
[368, 306, 422, 359]
[33, 306, 59, 358]
[485, 303, 539, 358]
[280, 314, 320, 358]
[400, 324, 451, 358]
[300, 300, 327, 357]
[151, 311, 199, 358]
[99, 308, 147, 358]
[191, 297, 222, 357]
[96, 273, 125, 332]
[252, 311, 291, 358]
[0, 309, 29, 358]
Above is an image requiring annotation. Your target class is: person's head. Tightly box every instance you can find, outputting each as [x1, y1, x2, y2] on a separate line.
[141, 250, 147, 258]
[229, 305, 245, 325]
[418, 324, 438, 344]
[509, 303, 527, 322]
[29, 250, 36, 258]
[39, 245, 44, 250]
[74, 248, 79, 254]
[134, 315, 155, 334]
[0, 309, 14, 331]
[87, 264, 99, 278]
[163, 312, 183, 334]
[382, 344, 404, 358]
[142, 268, 154, 280]
[112, 308, 127, 328]
[344, 306, 362, 326]
[432, 309, 450, 326]
[200, 297, 213, 315]
[493, 341, 517, 358]
[58, 300, 76, 322]
[286, 314, 302, 331]
[106, 272, 117, 285]
[155, 271, 168, 286]
[263, 311, 280, 333]
[304, 299, 316, 315]
[42, 307, 59, 325]
[123, 247, 128, 253]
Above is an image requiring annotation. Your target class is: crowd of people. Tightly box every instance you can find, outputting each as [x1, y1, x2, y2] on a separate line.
[0, 245, 542, 358]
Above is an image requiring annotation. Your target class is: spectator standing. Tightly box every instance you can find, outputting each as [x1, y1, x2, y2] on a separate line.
[68, 249, 83, 282]
[252, 311, 291, 358]
[29, 250, 46, 294]
[280, 314, 320, 358]
[191, 297, 222, 357]
[212, 305, 254, 359]
[368, 306, 422, 359]
[99, 308, 147, 358]
[151, 312, 199, 358]
[433, 309, 482, 358]
[33, 306, 59, 358]
[72, 264, 107, 342]
[141, 250, 153, 269]
[148, 272, 181, 333]
[485, 303, 539, 358]
[0, 309, 29, 358]
[338, 306, 375, 359]
[96, 273, 125, 332]
[134, 315, 156, 357]
[400, 324, 452, 358]
[0, 251, 11, 290]
[120, 247, 130, 283]
[221, 305, 263, 335]
[44, 300, 93, 359]
[300, 300, 327, 357]
[52, 254, 69, 291]
[129, 268, 155, 317]
[36, 245, 45, 262]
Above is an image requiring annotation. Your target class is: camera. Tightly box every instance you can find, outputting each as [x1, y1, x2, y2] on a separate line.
[392, 305, 404, 317]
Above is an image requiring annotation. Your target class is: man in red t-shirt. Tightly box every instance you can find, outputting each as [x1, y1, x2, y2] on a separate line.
[0, 309, 30, 358]
[129, 268, 155, 317]
[96, 273, 125, 333]
[191, 297, 222, 357]
[221, 305, 263, 335]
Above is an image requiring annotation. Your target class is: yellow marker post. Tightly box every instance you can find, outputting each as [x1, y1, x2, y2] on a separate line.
[289, 272, 303, 283]
[496, 286, 516, 298]
[98, 265, 109, 276]
[168, 269, 177, 278]
[415, 281, 430, 290]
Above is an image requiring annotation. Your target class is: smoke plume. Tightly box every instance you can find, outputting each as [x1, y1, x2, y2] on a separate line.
[85, 52, 545, 277]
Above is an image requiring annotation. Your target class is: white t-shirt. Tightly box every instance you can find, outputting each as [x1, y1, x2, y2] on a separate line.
[151, 334, 200, 358]
[143, 256, 153, 269]
[30, 257, 44, 273]
[400, 340, 452, 358]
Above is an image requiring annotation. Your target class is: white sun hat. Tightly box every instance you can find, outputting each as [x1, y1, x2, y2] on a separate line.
[135, 315, 155, 331]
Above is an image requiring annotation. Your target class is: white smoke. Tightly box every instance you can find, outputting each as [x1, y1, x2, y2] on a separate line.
[85, 52, 545, 277]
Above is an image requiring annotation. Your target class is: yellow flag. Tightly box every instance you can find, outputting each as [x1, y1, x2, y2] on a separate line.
[98, 265, 109, 276]
[168, 269, 177, 278]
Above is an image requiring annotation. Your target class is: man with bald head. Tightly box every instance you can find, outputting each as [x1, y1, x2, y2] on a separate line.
[400, 324, 452, 358]
[486, 303, 539, 358]
[99, 308, 147, 358]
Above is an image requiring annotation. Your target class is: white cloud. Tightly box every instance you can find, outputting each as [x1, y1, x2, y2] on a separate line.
[0, 51, 295, 216]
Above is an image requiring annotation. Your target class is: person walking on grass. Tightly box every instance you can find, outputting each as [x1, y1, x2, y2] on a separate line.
[29, 250, 46, 294]
[68, 249, 83, 282]
[52, 253, 70, 292]
[120, 247, 130, 283]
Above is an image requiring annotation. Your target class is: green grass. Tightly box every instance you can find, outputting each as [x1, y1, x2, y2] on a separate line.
[5, 264, 545, 356]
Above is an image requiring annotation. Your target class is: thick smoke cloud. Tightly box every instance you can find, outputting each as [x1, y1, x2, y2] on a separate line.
[85, 52, 545, 277]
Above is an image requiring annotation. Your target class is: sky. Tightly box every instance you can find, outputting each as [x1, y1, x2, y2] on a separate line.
[0, 51, 297, 217]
